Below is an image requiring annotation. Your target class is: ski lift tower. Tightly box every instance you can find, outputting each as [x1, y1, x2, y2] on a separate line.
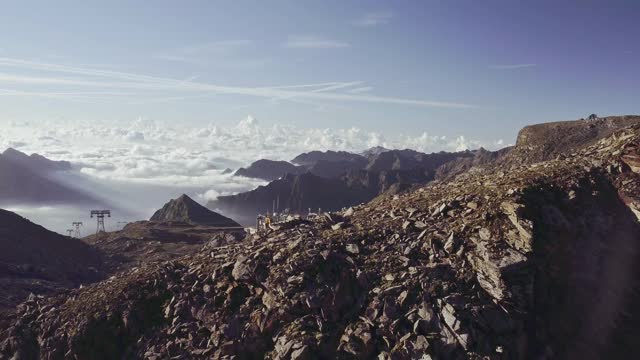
[72, 222, 83, 237]
[90, 210, 111, 234]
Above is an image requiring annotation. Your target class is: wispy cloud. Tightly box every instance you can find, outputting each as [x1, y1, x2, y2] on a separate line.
[283, 35, 350, 49]
[489, 63, 537, 70]
[0, 57, 474, 108]
[348, 86, 373, 94]
[352, 12, 393, 27]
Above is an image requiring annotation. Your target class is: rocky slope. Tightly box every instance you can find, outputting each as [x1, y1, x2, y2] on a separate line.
[0, 209, 105, 313]
[83, 221, 245, 273]
[151, 194, 241, 228]
[3, 119, 640, 359]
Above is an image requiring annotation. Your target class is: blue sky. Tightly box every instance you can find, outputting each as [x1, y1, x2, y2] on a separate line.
[0, 0, 638, 143]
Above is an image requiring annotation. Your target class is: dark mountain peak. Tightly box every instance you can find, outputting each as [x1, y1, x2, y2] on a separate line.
[0, 149, 93, 205]
[2, 147, 30, 161]
[150, 194, 241, 227]
[175, 193, 192, 202]
[1, 147, 71, 172]
[234, 159, 304, 181]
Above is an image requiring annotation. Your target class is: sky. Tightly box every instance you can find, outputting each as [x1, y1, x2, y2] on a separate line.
[0, 0, 639, 232]
[0, 0, 637, 140]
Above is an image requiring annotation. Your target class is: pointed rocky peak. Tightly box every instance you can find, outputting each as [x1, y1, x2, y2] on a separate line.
[150, 194, 241, 227]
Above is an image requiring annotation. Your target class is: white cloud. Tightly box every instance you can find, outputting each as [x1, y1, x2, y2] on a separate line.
[348, 86, 373, 94]
[0, 57, 475, 109]
[283, 35, 350, 49]
[197, 189, 222, 203]
[124, 131, 145, 142]
[2, 115, 503, 184]
[489, 64, 537, 70]
[352, 12, 393, 27]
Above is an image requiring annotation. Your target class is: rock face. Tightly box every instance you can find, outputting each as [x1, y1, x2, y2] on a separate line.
[151, 194, 241, 227]
[3, 119, 640, 359]
[0, 209, 105, 312]
[0, 148, 98, 205]
[234, 159, 305, 181]
[308, 158, 368, 178]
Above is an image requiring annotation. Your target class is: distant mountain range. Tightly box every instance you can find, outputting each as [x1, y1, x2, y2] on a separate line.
[0, 148, 99, 206]
[210, 147, 498, 224]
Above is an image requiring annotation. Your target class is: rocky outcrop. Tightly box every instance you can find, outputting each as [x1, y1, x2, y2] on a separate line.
[507, 115, 640, 164]
[150, 194, 241, 228]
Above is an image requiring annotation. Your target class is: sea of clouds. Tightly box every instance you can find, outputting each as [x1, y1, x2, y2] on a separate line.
[0, 115, 504, 233]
